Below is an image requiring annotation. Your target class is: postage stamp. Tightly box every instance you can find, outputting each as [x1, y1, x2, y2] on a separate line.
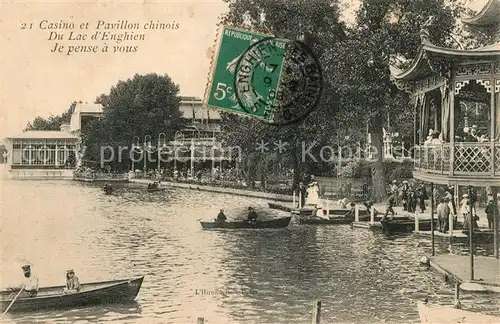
[204, 26, 272, 116]
[234, 38, 323, 125]
[205, 25, 323, 125]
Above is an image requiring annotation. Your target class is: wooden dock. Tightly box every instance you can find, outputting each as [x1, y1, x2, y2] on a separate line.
[352, 221, 382, 230]
[417, 302, 500, 323]
[414, 230, 468, 243]
[415, 229, 496, 244]
[429, 255, 500, 293]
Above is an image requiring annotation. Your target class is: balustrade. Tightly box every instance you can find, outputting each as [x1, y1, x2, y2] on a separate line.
[414, 142, 500, 176]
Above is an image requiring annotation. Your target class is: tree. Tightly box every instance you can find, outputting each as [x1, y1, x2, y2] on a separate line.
[221, 0, 469, 201]
[219, 0, 347, 188]
[82, 73, 185, 169]
[24, 101, 78, 131]
[335, 0, 468, 201]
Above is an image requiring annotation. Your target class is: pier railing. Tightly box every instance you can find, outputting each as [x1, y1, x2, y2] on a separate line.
[414, 142, 500, 177]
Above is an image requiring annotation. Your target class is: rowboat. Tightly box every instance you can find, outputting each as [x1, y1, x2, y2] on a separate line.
[0, 276, 144, 312]
[380, 218, 436, 233]
[200, 216, 292, 229]
[146, 188, 164, 192]
[462, 229, 495, 243]
[297, 216, 353, 225]
[417, 302, 500, 323]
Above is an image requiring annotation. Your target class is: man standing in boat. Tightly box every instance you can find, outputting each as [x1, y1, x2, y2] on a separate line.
[7, 265, 39, 297]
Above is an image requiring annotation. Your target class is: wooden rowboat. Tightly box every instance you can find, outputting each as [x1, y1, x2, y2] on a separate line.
[380, 218, 436, 233]
[417, 302, 500, 323]
[200, 216, 292, 229]
[146, 188, 164, 192]
[0, 276, 144, 312]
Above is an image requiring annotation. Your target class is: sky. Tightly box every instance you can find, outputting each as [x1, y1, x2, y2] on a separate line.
[0, 0, 488, 139]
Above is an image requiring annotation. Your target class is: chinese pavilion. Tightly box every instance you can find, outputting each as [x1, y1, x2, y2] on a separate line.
[390, 0, 500, 188]
[390, 0, 499, 260]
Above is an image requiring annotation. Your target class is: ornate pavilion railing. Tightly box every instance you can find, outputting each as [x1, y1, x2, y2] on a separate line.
[414, 142, 500, 177]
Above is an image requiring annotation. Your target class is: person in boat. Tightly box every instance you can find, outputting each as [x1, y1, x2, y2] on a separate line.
[63, 269, 81, 294]
[247, 207, 258, 223]
[7, 265, 39, 297]
[103, 183, 113, 194]
[216, 209, 227, 224]
[344, 202, 356, 220]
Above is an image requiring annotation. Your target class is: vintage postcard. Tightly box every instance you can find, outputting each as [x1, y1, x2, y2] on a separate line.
[1, 0, 499, 323]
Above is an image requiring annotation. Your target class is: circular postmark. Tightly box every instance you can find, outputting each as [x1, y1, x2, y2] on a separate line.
[233, 37, 323, 126]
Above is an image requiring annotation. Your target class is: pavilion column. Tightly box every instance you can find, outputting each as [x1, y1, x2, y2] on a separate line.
[490, 70, 496, 177]
[55, 144, 59, 167]
[492, 186, 499, 259]
[449, 72, 456, 176]
[28, 142, 32, 165]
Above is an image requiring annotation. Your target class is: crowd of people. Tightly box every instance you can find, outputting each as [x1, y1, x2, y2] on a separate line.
[385, 180, 500, 231]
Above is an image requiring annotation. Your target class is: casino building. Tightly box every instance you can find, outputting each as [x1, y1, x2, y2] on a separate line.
[4, 98, 229, 179]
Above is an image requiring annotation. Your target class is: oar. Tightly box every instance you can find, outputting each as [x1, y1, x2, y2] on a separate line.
[0, 287, 24, 319]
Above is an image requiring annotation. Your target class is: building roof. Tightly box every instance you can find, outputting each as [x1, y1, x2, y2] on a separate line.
[74, 102, 103, 114]
[6, 131, 78, 140]
[390, 40, 500, 81]
[390, 0, 500, 83]
[472, 42, 500, 51]
[179, 99, 221, 120]
[462, 0, 500, 26]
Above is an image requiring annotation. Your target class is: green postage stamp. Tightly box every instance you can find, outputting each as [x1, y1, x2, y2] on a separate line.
[205, 25, 322, 125]
[205, 26, 286, 122]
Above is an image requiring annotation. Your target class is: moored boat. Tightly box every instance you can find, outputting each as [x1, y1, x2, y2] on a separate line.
[200, 216, 292, 229]
[417, 302, 500, 323]
[146, 188, 164, 193]
[462, 229, 495, 243]
[0, 276, 144, 312]
[297, 216, 353, 225]
[380, 218, 436, 233]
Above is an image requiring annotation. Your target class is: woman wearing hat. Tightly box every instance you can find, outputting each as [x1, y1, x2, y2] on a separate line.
[63, 269, 81, 294]
[460, 194, 469, 220]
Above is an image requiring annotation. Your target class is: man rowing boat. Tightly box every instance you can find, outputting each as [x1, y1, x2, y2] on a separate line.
[216, 209, 227, 224]
[247, 207, 258, 223]
[6, 265, 39, 297]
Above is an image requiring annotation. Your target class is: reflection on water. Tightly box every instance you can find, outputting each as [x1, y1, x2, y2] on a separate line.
[1, 180, 499, 323]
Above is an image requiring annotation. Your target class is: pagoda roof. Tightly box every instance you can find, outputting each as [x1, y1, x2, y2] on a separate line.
[390, 39, 500, 81]
[462, 0, 500, 27]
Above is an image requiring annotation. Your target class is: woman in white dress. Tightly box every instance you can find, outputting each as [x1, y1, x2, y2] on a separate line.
[305, 179, 320, 206]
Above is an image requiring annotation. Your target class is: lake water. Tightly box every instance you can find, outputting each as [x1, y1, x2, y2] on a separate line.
[1, 179, 499, 323]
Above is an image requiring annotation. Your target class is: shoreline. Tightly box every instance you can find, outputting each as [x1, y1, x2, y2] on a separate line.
[130, 178, 294, 202]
